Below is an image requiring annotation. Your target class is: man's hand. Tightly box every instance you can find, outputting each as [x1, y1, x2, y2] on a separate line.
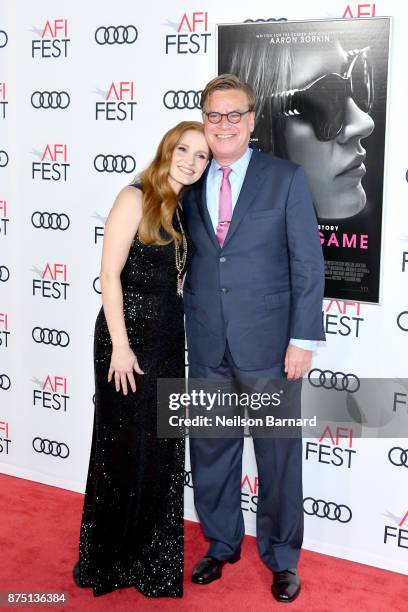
[284, 344, 313, 380]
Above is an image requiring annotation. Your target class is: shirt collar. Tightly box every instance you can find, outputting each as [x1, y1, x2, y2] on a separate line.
[209, 147, 253, 179]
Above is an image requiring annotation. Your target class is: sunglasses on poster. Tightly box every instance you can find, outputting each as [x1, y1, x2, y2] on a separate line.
[271, 47, 374, 141]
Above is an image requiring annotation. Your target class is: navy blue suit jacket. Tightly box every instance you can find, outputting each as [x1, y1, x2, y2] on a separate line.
[183, 148, 325, 370]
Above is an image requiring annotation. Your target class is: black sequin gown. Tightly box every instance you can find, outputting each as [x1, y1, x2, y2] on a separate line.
[77, 196, 188, 597]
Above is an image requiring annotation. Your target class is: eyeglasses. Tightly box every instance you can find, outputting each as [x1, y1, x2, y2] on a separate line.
[272, 47, 374, 141]
[202, 110, 252, 124]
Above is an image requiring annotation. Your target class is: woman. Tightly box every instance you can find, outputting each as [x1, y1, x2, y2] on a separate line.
[73, 121, 209, 597]
[221, 27, 375, 219]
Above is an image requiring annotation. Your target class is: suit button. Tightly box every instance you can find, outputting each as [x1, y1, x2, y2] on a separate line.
[221, 287, 228, 294]
[219, 256, 227, 263]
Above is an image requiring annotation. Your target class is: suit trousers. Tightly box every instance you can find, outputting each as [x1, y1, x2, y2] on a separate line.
[188, 344, 304, 572]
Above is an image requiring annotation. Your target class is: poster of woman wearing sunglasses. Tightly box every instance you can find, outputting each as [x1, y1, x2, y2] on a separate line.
[218, 17, 390, 303]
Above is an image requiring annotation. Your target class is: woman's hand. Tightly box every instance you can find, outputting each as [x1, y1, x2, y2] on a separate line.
[108, 345, 145, 395]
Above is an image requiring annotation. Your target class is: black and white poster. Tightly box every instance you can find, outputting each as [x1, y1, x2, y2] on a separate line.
[218, 18, 390, 303]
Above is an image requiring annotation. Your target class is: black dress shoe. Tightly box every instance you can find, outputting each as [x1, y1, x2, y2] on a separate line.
[191, 553, 240, 585]
[271, 568, 301, 603]
[72, 561, 88, 588]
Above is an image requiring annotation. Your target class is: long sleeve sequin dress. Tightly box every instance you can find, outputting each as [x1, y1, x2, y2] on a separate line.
[76, 190, 188, 597]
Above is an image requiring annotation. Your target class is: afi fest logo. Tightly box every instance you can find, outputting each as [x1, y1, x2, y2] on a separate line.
[31, 19, 70, 58]
[0, 313, 10, 349]
[165, 12, 211, 54]
[343, 3, 376, 18]
[93, 213, 107, 244]
[32, 144, 69, 181]
[305, 425, 356, 469]
[323, 299, 364, 337]
[0, 82, 7, 119]
[0, 420, 11, 455]
[384, 510, 408, 549]
[32, 263, 70, 300]
[95, 81, 137, 121]
[241, 474, 259, 513]
[33, 375, 69, 412]
[0, 199, 9, 236]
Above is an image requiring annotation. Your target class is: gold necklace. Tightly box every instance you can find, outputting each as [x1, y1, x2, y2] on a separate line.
[175, 208, 187, 297]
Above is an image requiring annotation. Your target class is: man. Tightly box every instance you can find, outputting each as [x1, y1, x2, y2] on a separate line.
[183, 74, 325, 603]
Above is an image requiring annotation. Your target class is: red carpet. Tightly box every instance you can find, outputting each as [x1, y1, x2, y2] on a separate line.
[0, 473, 406, 611]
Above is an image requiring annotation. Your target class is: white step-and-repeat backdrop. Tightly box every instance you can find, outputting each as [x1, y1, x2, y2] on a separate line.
[1, 0, 407, 575]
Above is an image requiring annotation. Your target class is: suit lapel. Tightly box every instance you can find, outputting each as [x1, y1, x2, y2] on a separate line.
[195, 165, 221, 251]
[193, 149, 268, 251]
[222, 148, 267, 248]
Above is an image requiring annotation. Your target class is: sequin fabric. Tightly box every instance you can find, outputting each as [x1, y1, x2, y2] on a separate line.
[77, 197, 189, 598]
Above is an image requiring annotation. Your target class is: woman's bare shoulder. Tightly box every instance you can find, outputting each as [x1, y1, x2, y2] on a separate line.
[111, 184, 143, 215]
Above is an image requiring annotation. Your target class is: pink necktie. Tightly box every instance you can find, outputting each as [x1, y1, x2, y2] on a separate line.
[216, 166, 232, 247]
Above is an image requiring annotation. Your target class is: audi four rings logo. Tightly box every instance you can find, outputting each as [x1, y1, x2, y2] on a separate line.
[388, 447, 408, 468]
[0, 31, 7, 48]
[32, 437, 70, 459]
[0, 374, 11, 390]
[31, 211, 70, 230]
[95, 25, 138, 45]
[308, 368, 360, 393]
[32, 327, 70, 347]
[303, 497, 352, 523]
[94, 155, 136, 174]
[0, 266, 10, 282]
[0, 151, 9, 167]
[184, 470, 193, 488]
[31, 91, 70, 110]
[163, 90, 202, 110]
[244, 18, 287, 23]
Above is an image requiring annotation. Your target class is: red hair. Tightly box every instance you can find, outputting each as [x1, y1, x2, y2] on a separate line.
[137, 121, 206, 245]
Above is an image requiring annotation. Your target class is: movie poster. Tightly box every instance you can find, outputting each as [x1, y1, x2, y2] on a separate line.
[217, 18, 390, 303]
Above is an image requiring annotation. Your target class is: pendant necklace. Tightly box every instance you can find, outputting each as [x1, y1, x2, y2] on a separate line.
[174, 207, 187, 297]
